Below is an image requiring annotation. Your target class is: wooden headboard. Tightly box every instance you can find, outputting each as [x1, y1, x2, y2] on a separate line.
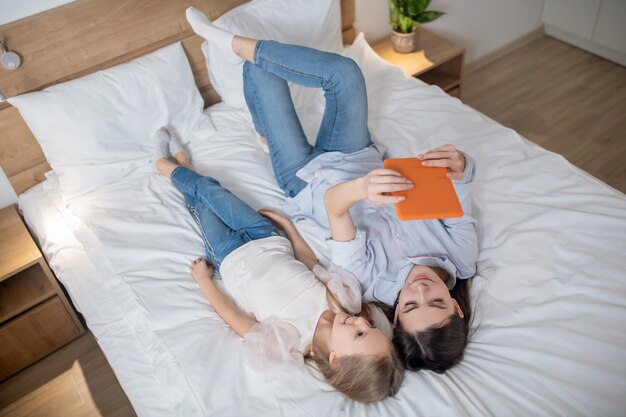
[0, 0, 356, 195]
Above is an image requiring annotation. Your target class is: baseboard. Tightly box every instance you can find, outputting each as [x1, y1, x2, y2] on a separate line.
[464, 27, 545, 74]
[544, 25, 626, 67]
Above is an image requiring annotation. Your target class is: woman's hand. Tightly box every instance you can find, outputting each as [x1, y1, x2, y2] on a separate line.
[357, 169, 413, 205]
[190, 258, 214, 285]
[258, 208, 295, 232]
[417, 144, 466, 180]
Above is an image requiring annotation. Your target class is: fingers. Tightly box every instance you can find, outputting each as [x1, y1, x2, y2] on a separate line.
[369, 175, 412, 185]
[447, 172, 465, 180]
[259, 208, 293, 232]
[370, 183, 413, 194]
[416, 144, 465, 174]
[258, 208, 278, 218]
[417, 144, 459, 160]
[258, 208, 286, 219]
[189, 257, 213, 270]
[417, 144, 456, 157]
[258, 208, 284, 223]
[371, 168, 405, 176]
[372, 194, 405, 205]
[368, 169, 411, 188]
[421, 158, 454, 168]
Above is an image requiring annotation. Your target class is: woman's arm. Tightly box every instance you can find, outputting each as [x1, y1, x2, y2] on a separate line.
[324, 170, 412, 241]
[258, 209, 318, 270]
[190, 258, 256, 337]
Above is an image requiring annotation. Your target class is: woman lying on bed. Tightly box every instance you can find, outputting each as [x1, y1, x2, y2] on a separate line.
[151, 131, 404, 403]
[186, 7, 478, 373]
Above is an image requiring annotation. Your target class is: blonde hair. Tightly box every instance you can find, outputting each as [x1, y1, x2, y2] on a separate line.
[305, 300, 405, 402]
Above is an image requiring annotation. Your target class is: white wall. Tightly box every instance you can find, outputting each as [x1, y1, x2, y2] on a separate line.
[0, 169, 17, 207]
[355, 0, 545, 64]
[0, 0, 76, 25]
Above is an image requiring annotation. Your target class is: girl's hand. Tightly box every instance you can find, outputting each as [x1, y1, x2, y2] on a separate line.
[190, 258, 214, 284]
[357, 169, 413, 205]
[417, 144, 466, 180]
[258, 208, 294, 232]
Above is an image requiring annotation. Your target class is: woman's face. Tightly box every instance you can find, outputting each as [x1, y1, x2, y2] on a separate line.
[395, 265, 463, 333]
[328, 312, 391, 366]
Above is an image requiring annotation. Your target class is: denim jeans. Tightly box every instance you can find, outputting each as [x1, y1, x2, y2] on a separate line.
[171, 167, 279, 269]
[243, 41, 372, 198]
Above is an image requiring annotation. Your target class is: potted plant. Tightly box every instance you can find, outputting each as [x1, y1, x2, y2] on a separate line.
[389, 0, 444, 53]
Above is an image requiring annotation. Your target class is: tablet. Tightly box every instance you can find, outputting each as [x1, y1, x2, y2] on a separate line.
[383, 157, 463, 220]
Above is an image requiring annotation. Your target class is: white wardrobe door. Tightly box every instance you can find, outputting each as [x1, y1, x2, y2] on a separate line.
[592, 0, 626, 55]
[542, 0, 601, 39]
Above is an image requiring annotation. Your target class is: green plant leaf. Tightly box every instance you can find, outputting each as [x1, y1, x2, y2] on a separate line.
[407, 0, 428, 17]
[400, 15, 415, 33]
[389, 0, 401, 30]
[417, 10, 445, 23]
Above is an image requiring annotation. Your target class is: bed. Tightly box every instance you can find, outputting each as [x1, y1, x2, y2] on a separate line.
[2, 1, 626, 416]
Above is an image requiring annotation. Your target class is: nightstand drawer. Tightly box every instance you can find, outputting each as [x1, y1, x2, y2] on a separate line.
[0, 296, 82, 381]
[0, 262, 56, 323]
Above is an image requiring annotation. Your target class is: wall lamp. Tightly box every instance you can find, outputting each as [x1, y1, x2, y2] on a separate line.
[0, 41, 21, 70]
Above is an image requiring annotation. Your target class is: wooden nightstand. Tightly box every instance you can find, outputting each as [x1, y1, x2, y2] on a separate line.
[0, 205, 85, 381]
[373, 27, 465, 98]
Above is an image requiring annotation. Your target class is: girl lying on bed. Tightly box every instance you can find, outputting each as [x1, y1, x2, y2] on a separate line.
[151, 132, 404, 403]
[186, 7, 478, 373]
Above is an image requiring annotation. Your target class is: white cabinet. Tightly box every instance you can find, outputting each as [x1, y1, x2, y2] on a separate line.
[542, 0, 626, 66]
[542, 0, 600, 39]
[593, 1, 626, 55]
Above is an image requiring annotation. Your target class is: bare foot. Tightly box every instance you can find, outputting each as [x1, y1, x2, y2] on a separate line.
[156, 157, 180, 179]
[174, 151, 194, 171]
[190, 257, 214, 284]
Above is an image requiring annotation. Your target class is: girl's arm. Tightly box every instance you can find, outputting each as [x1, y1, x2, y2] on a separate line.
[324, 170, 412, 241]
[259, 210, 363, 314]
[258, 209, 317, 270]
[190, 258, 256, 337]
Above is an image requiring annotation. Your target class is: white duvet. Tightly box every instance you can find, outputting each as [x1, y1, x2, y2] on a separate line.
[19, 37, 626, 417]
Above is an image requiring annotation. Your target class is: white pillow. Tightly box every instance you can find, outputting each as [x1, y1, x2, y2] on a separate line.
[9, 42, 203, 200]
[202, 0, 343, 109]
[341, 33, 403, 81]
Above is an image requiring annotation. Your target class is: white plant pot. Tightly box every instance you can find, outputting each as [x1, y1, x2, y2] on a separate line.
[391, 30, 417, 53]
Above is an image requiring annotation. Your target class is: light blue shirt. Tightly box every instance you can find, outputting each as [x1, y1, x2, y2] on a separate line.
[283, 145, 478, 307]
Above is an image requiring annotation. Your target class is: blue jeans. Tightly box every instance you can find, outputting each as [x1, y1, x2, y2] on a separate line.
[171, 167, 279, 269]
[243, 41, 372, 197]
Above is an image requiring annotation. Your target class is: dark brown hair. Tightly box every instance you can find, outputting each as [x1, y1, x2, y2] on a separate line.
[391, 279, 472, 372]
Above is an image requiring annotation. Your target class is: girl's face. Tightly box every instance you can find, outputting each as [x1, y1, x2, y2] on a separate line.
[395, 265, 463, 333]
[328, 312, 391, 366]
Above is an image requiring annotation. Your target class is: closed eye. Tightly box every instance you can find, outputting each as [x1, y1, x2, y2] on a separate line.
[428, 299, 447, 310]
[402, 302, 418, 314]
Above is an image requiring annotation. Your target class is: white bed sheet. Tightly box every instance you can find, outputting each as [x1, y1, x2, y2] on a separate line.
[19, 53, 626, 417]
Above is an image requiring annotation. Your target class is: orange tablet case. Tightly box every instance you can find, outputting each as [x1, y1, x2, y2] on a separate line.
[383, 157, 463, 221]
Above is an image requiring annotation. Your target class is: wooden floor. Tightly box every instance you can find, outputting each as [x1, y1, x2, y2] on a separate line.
[463, 34, 626, 193]
[1, 34, 625, 417]
[0, 332, 136, 417]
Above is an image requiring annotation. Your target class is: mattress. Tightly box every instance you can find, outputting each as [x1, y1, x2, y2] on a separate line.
[19, 48, 626, 416]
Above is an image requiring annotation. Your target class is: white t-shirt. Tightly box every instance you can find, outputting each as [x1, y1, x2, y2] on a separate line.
[221, 236, 329, 355]
[220, 236, 389, 370]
